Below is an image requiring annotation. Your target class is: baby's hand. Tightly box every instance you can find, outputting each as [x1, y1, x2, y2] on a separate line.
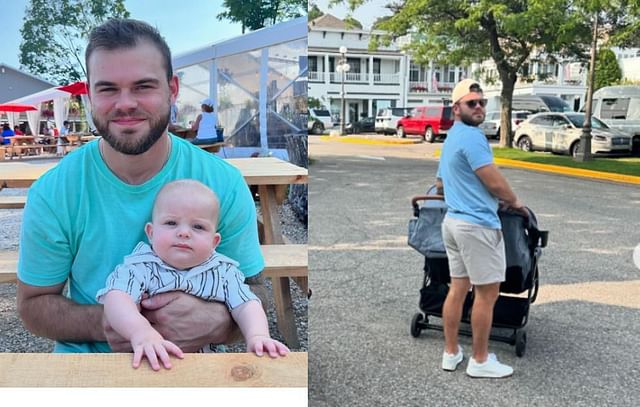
[246, 335, 289, 358]
[130, 328, 184, 371]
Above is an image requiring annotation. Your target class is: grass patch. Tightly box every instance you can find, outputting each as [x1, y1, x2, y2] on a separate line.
[492, 148, 640, 177]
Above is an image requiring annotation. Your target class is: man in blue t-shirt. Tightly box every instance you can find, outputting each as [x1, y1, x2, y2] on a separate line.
[17, 19, 265, 355]
[436, 79, 528, 378]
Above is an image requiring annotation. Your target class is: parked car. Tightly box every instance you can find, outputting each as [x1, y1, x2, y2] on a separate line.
[307, 108, 333, 135]
[375, 107, 411, 135]
[514, 112, 632, 157]
[587, 85, 640, 155]
[481, 110, 530, 139]
[486, 95, 573, 114]
[345, 117, 375, 134]
[396, 105, 454, 143]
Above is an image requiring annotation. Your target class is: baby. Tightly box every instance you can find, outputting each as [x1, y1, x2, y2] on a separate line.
[96, 179, 288, 370]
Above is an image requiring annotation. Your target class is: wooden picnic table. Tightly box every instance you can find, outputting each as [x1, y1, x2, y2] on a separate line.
[0, 156, 308, 348]
[0, 352, 307, 387]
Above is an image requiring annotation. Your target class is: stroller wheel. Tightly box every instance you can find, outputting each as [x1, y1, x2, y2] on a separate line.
[515, 330, 527, 357]
[410, 313, 425, 338]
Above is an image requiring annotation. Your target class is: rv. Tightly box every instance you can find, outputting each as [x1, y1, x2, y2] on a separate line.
[587, 85, 640, 155]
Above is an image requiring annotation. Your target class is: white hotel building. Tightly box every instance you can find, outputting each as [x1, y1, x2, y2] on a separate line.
[308, 14, 470, 124]
[309, 14, 592, 121]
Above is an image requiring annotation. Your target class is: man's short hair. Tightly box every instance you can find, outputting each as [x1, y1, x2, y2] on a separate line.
[85, 18, 173, 83]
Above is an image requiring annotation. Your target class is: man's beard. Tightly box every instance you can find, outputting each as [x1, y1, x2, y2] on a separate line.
[460, 109, 485, 127]
[93, 106, 170, 155]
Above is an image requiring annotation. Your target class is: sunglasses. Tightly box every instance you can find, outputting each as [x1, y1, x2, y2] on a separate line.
[462, 99, 488, 109]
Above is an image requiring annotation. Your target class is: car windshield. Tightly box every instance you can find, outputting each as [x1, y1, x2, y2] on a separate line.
[565, 114, 609, 129]
[312, 109, 331, 117]
[391, 108, 408, 116]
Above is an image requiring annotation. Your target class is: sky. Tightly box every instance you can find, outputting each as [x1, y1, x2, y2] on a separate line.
[0, 0, 247, 71]
[313, 0, 393, 29]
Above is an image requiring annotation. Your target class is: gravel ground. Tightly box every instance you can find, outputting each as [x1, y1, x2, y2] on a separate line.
[0, 184, 308, 353]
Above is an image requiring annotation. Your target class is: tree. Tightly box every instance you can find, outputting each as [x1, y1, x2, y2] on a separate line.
[344, 16, 363, 29]
[19, 0, 129, 84]
[218, 0, 306, 34]
[308, 4, 324, 21]
[593, 48, 622, 90]
[338, 0, 638, 147]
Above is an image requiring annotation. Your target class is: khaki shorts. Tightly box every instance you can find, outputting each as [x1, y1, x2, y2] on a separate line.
[441, 216, 506, 285]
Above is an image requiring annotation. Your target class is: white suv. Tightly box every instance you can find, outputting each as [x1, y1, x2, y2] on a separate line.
[375, 107, 411, 135]
[308, 108, 333, 135]
[482, 110, 530, 139]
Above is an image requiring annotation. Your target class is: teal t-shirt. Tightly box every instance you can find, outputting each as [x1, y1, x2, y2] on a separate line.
[437, 121, 500, 229]
[18, 135, 264, 353]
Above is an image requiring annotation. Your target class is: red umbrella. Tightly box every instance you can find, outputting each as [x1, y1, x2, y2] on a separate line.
[0, 103, 38, 112]
[57, 81, 88, 95]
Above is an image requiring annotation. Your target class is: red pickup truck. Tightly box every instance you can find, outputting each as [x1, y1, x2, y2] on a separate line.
[396, 105, 454, 143]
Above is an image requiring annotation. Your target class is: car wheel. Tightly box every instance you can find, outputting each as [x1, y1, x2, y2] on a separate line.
[311, 122, 324, 135]
[570, 140, 580, 158]
[425, 127, 435, 143]
[397, 126, 405, 138]
[517, 135, 532, 152]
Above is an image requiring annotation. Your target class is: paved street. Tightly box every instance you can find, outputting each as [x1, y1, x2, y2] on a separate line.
[308, 138, 640, 406]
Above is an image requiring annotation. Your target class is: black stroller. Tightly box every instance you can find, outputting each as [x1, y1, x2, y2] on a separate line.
[407, 187, 548, 357]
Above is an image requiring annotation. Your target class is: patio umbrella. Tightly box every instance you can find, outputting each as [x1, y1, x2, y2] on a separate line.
[58, 81, 88, 95]
[0, 103, 37, 112]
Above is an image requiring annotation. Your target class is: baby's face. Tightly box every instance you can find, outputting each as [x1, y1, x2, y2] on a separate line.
[146, 194, 220, 270]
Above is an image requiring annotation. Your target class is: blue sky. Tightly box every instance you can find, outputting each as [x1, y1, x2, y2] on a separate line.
[1, 0, 246, 71]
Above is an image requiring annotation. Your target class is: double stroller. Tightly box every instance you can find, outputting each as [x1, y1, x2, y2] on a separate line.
[407, 186, 548, 356]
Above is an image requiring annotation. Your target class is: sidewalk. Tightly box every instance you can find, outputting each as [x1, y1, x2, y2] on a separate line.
[318, 133, 640, 185]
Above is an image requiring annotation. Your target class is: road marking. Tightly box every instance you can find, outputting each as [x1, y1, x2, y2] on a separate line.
[357, 155, 386, 161]
[535, 280, 640, 309]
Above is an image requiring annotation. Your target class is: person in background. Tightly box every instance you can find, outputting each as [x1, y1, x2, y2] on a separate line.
[191, 98, 217, 142]
[57, 120, 71, 156]
[14, 125, 24, 136]
[1, 123, 15, 145]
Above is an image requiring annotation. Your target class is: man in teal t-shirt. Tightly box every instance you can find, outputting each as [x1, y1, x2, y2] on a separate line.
[17, 19, 264, 353]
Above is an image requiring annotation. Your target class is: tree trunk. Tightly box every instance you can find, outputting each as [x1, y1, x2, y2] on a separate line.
[284, 133, 308, 225]
[498, 73, 517, 148]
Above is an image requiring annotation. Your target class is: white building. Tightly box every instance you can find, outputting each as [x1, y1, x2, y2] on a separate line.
[308, 15, 469, 123]
[473, 57, 588, 112]
[612, 47, 640, 81]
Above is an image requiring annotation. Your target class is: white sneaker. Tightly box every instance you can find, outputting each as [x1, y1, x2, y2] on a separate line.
[441, 345, 464, 371]
[466, 353, 513, 378]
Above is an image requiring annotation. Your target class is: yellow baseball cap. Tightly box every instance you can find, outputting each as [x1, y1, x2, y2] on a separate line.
[451, 79, 482, 104]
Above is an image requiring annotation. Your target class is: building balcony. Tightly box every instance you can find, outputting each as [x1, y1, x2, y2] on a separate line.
[309, 71, 324, 82]
[408, 81, 454, 94]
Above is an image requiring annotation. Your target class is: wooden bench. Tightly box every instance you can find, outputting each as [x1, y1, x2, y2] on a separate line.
[0, 195, 27, 209]
[0, 352, 307, 387]
[0, 244, 307, 284]
[10, 144, 44, 158]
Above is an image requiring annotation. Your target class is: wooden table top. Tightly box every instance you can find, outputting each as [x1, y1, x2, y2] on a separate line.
[0, 352, 307, 387]
[0, 157, 307, 189]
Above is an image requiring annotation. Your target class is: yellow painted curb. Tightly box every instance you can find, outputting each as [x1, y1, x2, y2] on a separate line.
[433, 148, 640, 185]
[494, 158, 640, 185]
[319, 135, 420, 146]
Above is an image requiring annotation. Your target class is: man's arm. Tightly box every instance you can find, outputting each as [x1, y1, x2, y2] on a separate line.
[17, 281, 105, 342]
[475, 164, 527, 214]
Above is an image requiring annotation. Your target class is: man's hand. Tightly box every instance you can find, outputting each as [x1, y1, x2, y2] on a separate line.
[500, 198, 529, 217]
[140, 291, 236, 352]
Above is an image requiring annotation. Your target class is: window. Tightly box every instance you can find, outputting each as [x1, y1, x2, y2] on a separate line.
[347, 58, 361, 74]
[309, 56, 318, 73]
[530, 116, 552, 125]
[600, 98, 630, 119]
[373, 58, 381, 74]
[410, 62, 420, 82]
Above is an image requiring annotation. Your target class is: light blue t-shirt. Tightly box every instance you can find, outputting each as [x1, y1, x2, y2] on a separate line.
[437, 121, 500, 229]
[18, 135, 264, 353]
